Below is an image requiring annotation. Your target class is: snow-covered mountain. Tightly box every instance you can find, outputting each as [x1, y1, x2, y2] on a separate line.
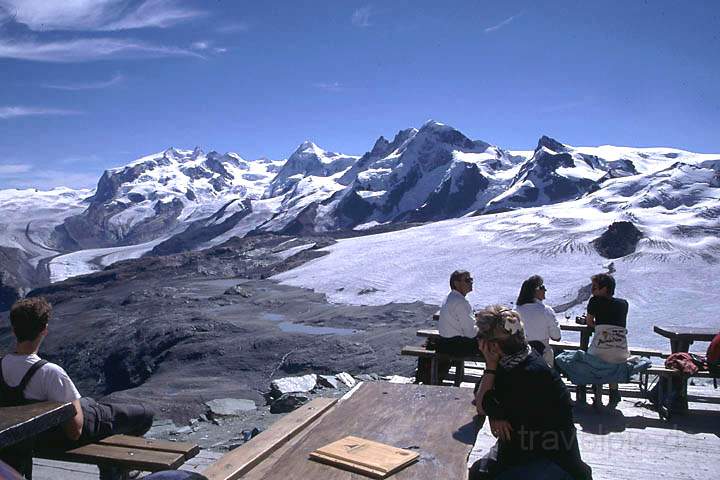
[57, 147, 284, 250]
[1, 120, 718, 304]
[313, 121, 522, 231]
[266, 141, 358, 197]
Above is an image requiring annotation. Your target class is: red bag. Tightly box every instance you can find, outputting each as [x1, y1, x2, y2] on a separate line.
[665, 352, 699, 375]
[707, 332, 720, 378]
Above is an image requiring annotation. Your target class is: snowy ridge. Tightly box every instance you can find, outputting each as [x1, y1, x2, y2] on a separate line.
[1, 120, 718, 289]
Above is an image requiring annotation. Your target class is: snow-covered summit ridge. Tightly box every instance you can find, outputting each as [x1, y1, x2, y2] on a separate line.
[60, 147, 286, 249]
[266, 141, 359, 197]
[1, 119, 719, 289]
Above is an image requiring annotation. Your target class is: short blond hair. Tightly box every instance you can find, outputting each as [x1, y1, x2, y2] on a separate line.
[475, 304, 527, 354]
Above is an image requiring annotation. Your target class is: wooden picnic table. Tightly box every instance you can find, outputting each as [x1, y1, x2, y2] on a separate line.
[236, 382, 478, 479]
[653, 325, 718, 353]
[0, 401, 76, 476]
[431, 311, 592, 350]
[420, 321, 593, 350]
[0, 402, 75, 450]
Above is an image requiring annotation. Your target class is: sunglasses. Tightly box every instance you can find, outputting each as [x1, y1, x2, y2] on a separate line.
[536, 285, 547, 291]
[464, 278, 474, 283]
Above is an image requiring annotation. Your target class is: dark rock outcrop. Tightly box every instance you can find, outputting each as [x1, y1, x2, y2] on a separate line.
[593, 222, 643, 259]
[150, 199, 252, 256]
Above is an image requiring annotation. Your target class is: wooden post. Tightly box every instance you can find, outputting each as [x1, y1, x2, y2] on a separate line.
[454, 361, 464, 387]
[430, 357, 439, 385]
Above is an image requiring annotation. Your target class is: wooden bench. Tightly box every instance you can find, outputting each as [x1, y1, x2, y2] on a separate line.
[35, 434, 200, 476]
[401, 345, 485, 386]
[406, 329, 668, 389]
[639, 366, 718, 420]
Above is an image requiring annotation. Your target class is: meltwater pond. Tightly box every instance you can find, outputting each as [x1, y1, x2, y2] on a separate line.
[261, 312, 359, 336]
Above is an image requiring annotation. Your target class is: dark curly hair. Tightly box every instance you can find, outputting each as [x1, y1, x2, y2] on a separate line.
[9, 297, 52, 342]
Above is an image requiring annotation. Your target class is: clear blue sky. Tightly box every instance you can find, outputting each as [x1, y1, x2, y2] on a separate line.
[1, 0, 719, 189]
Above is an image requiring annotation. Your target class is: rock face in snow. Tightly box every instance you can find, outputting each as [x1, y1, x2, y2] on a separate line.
[593, 221, 644, 259]
[292, 121, 518, 231]
[150, 199, 253, 256]
[484, 136, 605, 213]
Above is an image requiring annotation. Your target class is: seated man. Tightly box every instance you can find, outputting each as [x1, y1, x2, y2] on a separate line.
[437, 270, 480, 356]
[0, 297, 154, 479]
[585, 273, 629, 408]
[470, 305, 592, 480]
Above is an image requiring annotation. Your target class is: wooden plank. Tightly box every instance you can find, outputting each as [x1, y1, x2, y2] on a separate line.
[0, 402, 75, 449]
[63, 444, 184, 471]
[240, 382, 477, 480]
[98, 434, 200, 459]
[400, 345, 435, 357]
[309, 436, 419, 478]
[202, 397, 337, 480]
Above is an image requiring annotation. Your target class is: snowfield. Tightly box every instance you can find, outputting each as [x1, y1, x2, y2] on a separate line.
[273, 193, 720, 350]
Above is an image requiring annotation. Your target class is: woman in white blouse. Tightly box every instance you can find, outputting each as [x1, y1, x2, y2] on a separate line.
[515, 275, 562, 366]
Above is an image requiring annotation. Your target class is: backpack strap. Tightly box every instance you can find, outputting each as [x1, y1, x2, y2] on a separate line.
[18, 359, 48, 392]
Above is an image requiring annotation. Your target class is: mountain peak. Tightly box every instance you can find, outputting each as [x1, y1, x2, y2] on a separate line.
[292, 141, 325, 157]
[536, 135, 567, 153]
[162, 146, 205, 162]
[419, 119, 449, 132]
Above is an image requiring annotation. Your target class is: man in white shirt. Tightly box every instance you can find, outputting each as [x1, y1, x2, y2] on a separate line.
[0, 297, 154, 479]
[437, 270, 480, 357]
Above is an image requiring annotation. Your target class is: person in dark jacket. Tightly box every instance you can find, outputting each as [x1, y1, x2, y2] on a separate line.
[470, 305, 592, 480]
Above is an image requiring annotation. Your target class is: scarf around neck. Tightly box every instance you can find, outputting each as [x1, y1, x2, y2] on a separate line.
[499, 344, 532, 370]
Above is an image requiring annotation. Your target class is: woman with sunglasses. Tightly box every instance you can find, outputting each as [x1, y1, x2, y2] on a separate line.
[515, 275, 561, 367]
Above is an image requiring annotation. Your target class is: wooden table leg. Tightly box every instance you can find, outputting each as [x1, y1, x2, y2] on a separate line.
[454, 361, 464, 387]
[430, 357, 439, 385]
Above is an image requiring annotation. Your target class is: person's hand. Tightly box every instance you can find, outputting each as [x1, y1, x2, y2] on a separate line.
[478, 339, 501, 369]
[489, 418, 513, 442]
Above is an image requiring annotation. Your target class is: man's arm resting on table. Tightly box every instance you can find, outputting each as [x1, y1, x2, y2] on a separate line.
[63, 399, 83, 441]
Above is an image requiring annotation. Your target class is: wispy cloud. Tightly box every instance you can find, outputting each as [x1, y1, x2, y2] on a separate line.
[0, 106, 82, 119]
[0, 37, 201, 62]
[484, 12, 524, 34]
[42, 73, 125, 91]
[99, 0, 205, 31]
[216, 22, 249, 34]
[191, 41, 209, 51]
[190, 41, 227, 54]
[0, 163, 31, 174]
[313, 82, 346, 93]
[0, 0, 204, 31]
[351, 6, 373, 27]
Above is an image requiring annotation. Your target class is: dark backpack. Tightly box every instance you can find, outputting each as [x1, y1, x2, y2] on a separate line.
[0, 357, 48, 407]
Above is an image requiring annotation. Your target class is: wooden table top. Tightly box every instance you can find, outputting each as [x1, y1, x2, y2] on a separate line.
[653, 325, 718, 341]
[241, 382, 478, 479]
[0, 401, 75, 449]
